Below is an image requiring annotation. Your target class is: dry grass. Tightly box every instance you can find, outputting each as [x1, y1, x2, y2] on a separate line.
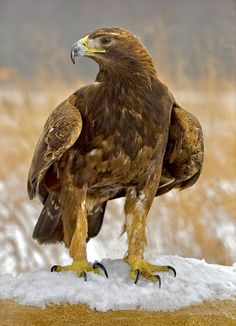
[0, 63, 235, 272]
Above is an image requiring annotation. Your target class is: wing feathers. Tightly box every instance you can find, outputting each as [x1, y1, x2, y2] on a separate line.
[163, 103, 204, 188]
[27, 94, 82, 199]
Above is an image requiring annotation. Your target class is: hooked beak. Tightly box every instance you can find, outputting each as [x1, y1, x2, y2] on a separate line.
[70, 35, 106, 64]
[70, 40, 87, 64]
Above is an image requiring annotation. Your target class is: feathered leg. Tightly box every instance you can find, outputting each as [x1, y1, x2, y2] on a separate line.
[51, 167, 108, 279]
[124, 170, 176, 284]
[61, 171, 87, 259]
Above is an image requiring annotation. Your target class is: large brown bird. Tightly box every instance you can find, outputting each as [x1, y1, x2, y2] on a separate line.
[28, 27, 203, 284]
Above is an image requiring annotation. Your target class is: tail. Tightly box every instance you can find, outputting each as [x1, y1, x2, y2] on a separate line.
[33, 193, 107, 244]
[33, 193, 63, 244]
[86, 202, 107, 242]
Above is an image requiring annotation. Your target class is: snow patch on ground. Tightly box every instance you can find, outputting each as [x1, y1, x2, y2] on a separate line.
[0, 256, 235, 312]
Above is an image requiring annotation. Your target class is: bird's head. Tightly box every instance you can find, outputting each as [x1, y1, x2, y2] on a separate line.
[71, 27, 156, 77]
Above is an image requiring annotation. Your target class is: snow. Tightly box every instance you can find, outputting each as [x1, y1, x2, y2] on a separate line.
[0, 256, 235, 312]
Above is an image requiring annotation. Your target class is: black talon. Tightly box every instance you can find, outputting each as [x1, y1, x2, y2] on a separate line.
[167, 265, 176, 277]
[155, 274, 161, 288]
[93, 262, 109, 279]
[81, 270, 87, 281]
[134, 269, 142, 284]
[51, 265, 58, 272]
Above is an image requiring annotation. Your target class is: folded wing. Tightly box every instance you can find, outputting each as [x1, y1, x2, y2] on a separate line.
[157, 103, 204, 196]
[27, 94, 82, 201]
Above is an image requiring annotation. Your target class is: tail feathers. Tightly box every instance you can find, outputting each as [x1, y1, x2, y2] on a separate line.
[86, 202, 107, 242]
[33, 193, 63, 244]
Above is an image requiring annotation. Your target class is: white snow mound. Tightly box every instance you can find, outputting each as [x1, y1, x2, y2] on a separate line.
[0, 256, 235, 311]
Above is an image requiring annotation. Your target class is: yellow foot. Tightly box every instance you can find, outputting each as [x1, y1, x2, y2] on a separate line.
[124, 257, 176, 286]
[51, 260, 108, 280]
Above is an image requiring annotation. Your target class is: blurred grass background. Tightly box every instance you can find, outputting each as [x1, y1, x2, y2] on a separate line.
[0, 0, 235, 273]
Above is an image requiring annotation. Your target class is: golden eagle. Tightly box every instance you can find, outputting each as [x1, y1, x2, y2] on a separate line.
[28, 28, 203, 284]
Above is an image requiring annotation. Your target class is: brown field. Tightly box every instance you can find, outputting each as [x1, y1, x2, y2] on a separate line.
[1, 299, 236, 325]
[0, 60, 235, 273]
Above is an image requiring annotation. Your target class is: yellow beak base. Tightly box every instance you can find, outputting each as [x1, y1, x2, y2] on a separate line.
[79, 35, 106, 54]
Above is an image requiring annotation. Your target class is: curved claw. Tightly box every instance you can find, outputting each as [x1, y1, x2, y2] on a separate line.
[93, 262, 109, 279]
[81, 270, 87, 281]
[167, 265, 176, 277]
[51, 265, 58, 272]
[134, 269, 142, 284]
[155, 274, 161, 288]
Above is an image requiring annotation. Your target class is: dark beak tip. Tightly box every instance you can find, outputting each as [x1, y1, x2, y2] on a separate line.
[70, 50, 75, 64]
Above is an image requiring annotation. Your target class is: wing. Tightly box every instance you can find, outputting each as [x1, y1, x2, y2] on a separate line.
[27, 94, 83, 200]
[158, 103, 204, 195]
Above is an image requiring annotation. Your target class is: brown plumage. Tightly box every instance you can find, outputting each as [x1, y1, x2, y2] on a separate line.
[28, 27, 203, 281]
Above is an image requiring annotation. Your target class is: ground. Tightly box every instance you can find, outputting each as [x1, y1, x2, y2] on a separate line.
[0, 299, 235, 326]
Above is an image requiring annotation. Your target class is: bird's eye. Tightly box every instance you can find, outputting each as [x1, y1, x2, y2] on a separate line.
[100, 36, 112, 46]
